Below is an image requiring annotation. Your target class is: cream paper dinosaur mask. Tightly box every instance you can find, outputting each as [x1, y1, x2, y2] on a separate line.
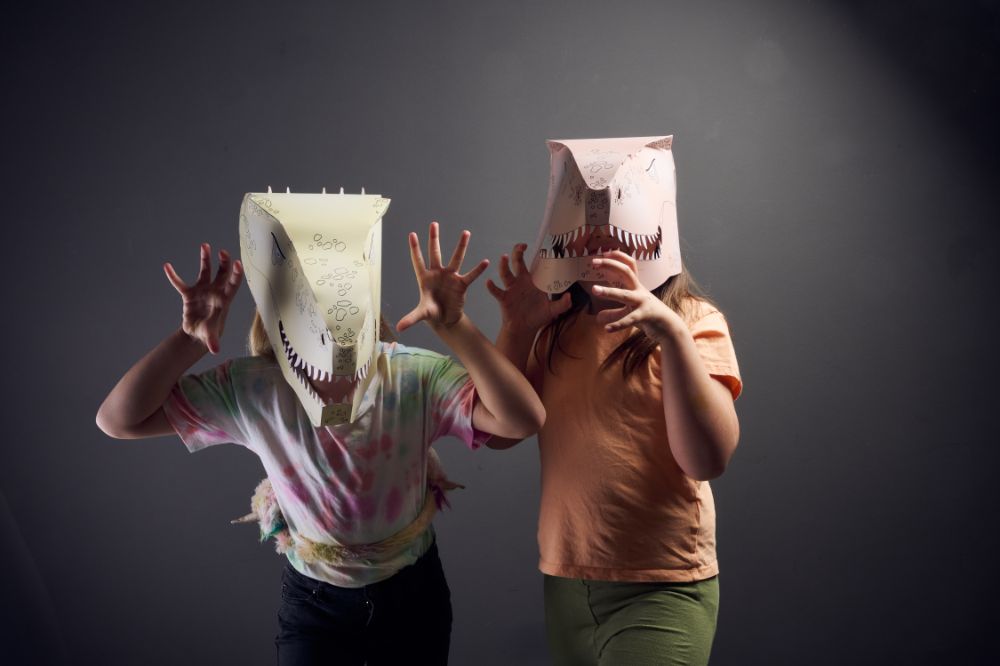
[239, 189, 390, 427]
[530, 135, 682, 293]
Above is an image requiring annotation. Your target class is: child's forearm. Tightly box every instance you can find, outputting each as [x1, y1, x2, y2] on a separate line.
[657, 322, 740, 481]
[481, 323, 540, 449]
[431, 314, 545, 439]
[96, 329, 208, 439]
[494, 321, 538, 374]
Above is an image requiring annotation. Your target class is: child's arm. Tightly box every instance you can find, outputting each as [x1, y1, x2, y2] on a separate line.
[396, 223, 546, 440]
[96, 244, 243, 439]
[482, 243, 572, 449]
[590, 251, 740, 481]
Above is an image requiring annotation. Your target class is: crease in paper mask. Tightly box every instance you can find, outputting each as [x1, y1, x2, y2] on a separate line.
[239, 190, 390, 427]
[529, 135, 682, 293]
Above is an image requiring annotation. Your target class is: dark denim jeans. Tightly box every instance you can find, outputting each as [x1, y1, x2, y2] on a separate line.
[275, 540, 453, 665]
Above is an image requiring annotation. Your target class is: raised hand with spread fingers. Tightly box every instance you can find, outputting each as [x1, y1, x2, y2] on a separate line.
[397, 222, 490, 333]
[164, 243, 244, 354]
[394, 221, 544, 440]
[590, 250, 686, 343]
[96, 244, 244, 439]
[486, 243, 572, 335]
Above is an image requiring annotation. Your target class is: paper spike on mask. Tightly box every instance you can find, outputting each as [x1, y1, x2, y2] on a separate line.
[267, 185, 272, 194]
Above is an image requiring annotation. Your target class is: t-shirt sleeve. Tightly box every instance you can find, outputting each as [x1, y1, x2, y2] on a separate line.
[424, 355, 492, 450]
[162, 360, 248, 452]
[688, 309, 743, 400]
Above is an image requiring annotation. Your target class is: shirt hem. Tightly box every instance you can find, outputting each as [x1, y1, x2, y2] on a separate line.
[539, 558, 719, 583]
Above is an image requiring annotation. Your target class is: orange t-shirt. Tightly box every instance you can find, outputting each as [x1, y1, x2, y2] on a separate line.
[530, 298, 742, 582]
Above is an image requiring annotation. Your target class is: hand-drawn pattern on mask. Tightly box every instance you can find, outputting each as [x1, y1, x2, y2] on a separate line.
[240, 190, 390, 427]
[530, 135, 681, 293]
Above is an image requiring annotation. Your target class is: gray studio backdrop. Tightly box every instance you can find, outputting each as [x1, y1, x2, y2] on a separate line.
[3, 1, 998, 665]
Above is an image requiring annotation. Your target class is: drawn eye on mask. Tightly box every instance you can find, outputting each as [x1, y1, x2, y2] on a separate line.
[270, 232, 287, 266]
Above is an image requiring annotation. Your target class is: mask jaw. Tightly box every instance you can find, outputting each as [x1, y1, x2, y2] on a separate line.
[239, 191, 390, 427]
[529, 136, 682, 293]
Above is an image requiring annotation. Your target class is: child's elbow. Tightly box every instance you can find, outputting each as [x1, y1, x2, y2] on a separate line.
[684, 439, 739, 481]
[687, 461, 728, 481]
[507, 404, 546, 439]
[95, 411, 122, 439]
[95, 405, 132, 440]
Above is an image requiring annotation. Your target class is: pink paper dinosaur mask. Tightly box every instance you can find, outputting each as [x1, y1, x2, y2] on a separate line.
[529, 135, 682, 293]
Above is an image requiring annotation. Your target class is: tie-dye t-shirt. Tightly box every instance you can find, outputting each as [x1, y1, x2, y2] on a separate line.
[162, 341, 488, 588]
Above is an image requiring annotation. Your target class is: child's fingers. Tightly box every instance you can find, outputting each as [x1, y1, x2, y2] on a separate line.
[499, 254, 515, 286]
[407, 232, 427, 276]
[461, 258, 490, 285]
[163, 262, 189, 295]
[550, 291, 572, 316]
[428, 221, 443, 269]
[485, 278, 506, 301]
[447, 230, 471, 271]
[205, 331, 220, 354]
[605, 310, 641, 332]
[396, 306, 426, 333]
[512, 243, 529, 276]
[594, 305, 632, 326]
[195, 243, 212, 286]
[213, 249, 232, 287]
[591, 257, 638, 287]
[591, 284, 643, 305]
[223, 260, 244, 299]
[605, 250, 638, 273]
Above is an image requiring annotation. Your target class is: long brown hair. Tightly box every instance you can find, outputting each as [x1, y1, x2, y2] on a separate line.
[537, 267, 717, 378]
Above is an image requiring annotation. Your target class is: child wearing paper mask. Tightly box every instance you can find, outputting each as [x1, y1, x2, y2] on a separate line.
[96, 222, 545, 666]
[484, 137, 742, 666]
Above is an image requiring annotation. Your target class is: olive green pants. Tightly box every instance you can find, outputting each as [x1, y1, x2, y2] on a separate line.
[543, 574, 720, 666]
